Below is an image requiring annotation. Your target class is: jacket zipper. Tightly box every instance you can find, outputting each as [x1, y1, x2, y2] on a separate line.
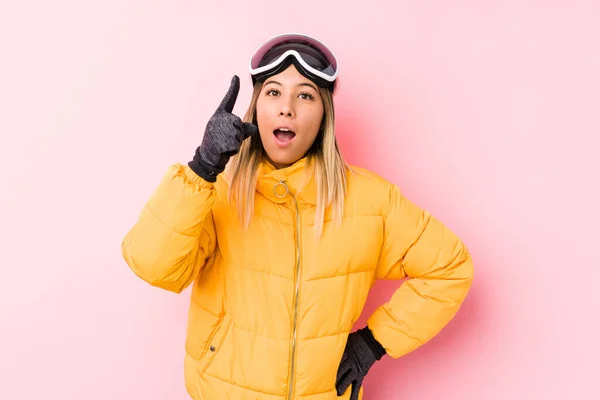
[276, 180, 302, 400]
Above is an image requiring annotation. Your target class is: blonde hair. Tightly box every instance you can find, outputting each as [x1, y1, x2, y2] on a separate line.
[225, 82, 348, 239]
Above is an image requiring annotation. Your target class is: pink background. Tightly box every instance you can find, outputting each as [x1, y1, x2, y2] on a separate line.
[1, 1, 599, 399]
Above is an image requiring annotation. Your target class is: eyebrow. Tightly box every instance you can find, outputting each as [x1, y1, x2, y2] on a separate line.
[264, 80, 318, 92]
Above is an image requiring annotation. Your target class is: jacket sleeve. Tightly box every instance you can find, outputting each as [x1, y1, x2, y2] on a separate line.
[121, 163, 217, 294]
[367, 183, 474, 358]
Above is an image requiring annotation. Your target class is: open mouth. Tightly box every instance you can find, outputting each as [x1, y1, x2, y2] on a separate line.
[273, 128, 296, 143]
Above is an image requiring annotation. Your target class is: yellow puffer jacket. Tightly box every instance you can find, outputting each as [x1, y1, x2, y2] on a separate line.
[121, 158, 474, 400]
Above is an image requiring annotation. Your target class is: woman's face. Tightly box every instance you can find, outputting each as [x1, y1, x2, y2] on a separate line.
[256, 64, 324, 169]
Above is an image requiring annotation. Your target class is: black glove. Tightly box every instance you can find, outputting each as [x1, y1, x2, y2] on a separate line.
[336, 326, 386, 399]
[188, 75, 258, 182]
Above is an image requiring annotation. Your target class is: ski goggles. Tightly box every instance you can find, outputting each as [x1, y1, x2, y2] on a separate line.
[249, 33, 339, 92]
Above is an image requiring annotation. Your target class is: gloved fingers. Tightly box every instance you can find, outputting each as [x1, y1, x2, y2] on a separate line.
[215, 134, 241, 158]
[218, 75, 240, 114]
[336, 355, 351, 380]
[221, 148, 239, 158]
[349, 380, 363, 400]
[340, 350, 349, 364]
[336, 377, 354, 397]
[335, 363, 355, 396]
[231, 118, 257, 141]
[242, 122, 258, 138]
[221, 127, 254, 157]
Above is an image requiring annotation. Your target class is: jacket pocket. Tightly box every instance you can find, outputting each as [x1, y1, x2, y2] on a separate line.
[197, 313, 233, 376]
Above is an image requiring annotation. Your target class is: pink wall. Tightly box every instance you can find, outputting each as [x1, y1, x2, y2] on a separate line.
[1, 1, 599, 399]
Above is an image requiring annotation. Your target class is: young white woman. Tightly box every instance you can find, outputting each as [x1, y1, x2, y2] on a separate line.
[121, 33, 474, 400]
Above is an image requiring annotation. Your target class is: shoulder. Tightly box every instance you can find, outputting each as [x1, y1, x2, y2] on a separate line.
[344, 164, 400, 214]
[345, 164, 396, 195]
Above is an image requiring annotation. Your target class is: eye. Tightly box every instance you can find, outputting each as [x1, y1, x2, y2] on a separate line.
[266, 89, 280, 96]
[299, 92, 314, 100]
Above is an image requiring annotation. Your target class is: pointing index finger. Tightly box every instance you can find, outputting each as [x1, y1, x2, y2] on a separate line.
[218, 75, 240, 113]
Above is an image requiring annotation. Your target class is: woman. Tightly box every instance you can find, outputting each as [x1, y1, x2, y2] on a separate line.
[121, 33, 474, 400]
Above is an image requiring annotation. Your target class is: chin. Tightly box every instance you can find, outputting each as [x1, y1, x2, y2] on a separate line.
[265, 151, 303, 168]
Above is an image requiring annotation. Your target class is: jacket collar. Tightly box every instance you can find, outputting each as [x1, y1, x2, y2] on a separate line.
[255, 157, 318, 205]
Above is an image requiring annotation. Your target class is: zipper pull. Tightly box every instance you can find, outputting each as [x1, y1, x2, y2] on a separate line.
[273, 179, 289, 198]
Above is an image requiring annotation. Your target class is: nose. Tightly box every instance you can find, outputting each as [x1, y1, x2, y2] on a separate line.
[279, 96, 295, 118]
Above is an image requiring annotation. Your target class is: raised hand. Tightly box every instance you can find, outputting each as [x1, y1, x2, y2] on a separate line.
[189, 75, 258, 181]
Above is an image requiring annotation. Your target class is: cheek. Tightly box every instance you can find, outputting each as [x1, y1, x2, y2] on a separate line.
[303, 109, 324, 140]
[255, 105, 270, 138]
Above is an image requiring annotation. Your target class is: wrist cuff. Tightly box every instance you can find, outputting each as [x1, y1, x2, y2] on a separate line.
[358, 326, 387, 360]
[188, 157, 222, 183]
